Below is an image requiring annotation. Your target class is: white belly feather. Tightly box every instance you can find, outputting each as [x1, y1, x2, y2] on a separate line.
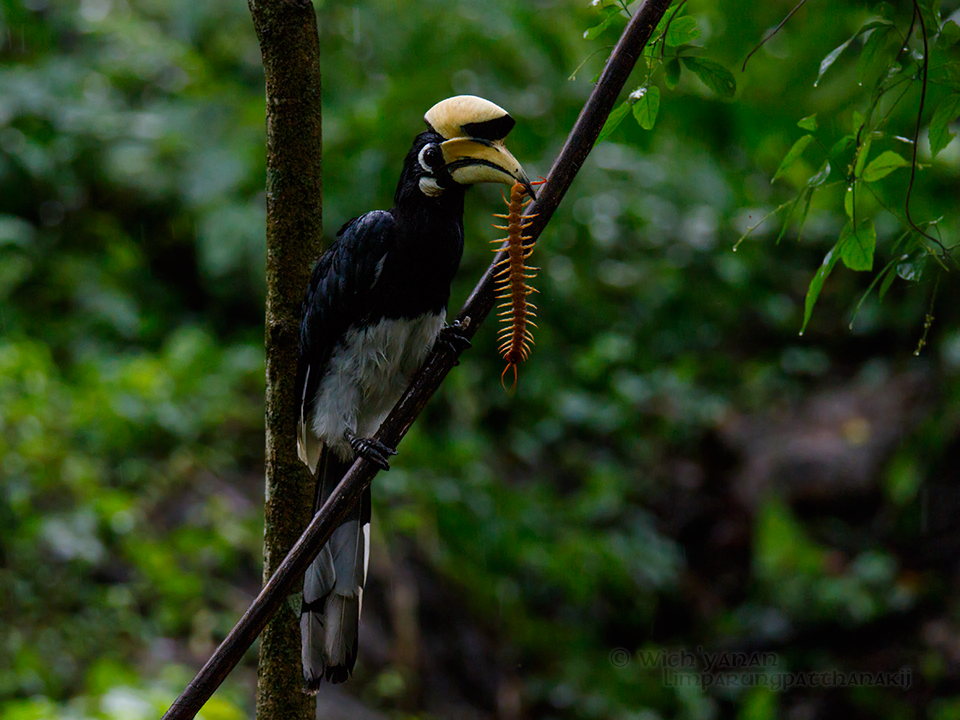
[311, 311, 446, 459]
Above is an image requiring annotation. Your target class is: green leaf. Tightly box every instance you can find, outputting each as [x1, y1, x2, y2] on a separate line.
[859, 18, 895, 34]
[938, 20, 960, 48]
[807, 160, 832, 188]
[797, 114, 818, 131]
[772, 134, 814, 182]
[850, 257, 898, 327]
[816, 37, 854, 86]
[664, 58, 682, 89]
[929, 92, 960, 158]
[801, 246, 841, 334]
[632, 86, 660, 130]
[666, 16, 701, 47]
[844, 184, 856, 218]
[853, 136, 873, 177]
[857, 25, 897, 88]
[838, 219, 877, 271]
[828, 134, 856, 160]
[584, 6, 620, 40]
[652, 8, 671, 38]
[878, 261, 898, 298]
[862, 150, 909, 181]
[874, 3, 896, 21]
[596, 100, 631, 143]
[896, 250, 926, 281]
[774, 188, 812, 244]
[922, 0, 942, 30]
[681, 57, 737, 98]
[889, 230, 914, 258]
[794, 187, 815, 242]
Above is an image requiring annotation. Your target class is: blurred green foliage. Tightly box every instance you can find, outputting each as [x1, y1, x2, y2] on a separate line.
[3, 0, 960, 718]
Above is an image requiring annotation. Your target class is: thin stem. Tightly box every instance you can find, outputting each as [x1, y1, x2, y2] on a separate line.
[742, 0, 807, 72]
[904, 0, 949, 257]
[657, 0, 687, 59]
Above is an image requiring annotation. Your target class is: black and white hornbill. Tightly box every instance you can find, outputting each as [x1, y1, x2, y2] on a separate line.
[295, 95, 533, 691]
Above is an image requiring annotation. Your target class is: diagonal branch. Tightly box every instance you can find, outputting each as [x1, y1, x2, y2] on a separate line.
[160, 2, 672, 718]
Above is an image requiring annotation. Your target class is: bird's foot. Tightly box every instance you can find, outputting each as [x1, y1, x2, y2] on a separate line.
[435, 318, 472, 364]
[345, 429, 397, 471]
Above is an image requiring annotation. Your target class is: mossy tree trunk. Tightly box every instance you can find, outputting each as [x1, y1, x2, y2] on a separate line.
[249, 1, 323, 719]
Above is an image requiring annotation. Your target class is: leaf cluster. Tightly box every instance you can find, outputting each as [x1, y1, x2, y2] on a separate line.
[747, 2, 960, 335]
[587, 2, 737, 142]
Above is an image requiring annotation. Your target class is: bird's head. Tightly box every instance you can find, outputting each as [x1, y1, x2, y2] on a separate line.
[402, 95, 534, 202]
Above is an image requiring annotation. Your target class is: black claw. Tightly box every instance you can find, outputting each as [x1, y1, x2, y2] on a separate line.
[346, 430, 397, 471]
[435, 321, 472, 363]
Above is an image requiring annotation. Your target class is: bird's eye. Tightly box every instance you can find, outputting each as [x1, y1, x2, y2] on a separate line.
[418, 144, 443, 171]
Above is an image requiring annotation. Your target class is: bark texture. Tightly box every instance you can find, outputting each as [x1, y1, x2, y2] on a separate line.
[249, 0, 322, 719]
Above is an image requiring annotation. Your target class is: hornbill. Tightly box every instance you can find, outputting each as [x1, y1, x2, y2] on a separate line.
[295, 95, 534, 690]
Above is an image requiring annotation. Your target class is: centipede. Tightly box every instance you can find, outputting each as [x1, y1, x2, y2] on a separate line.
[491, 180, 540, 390]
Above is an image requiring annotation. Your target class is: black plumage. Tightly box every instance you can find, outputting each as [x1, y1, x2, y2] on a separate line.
[295, 95, 531, 690]
[296, 134, 467, 458]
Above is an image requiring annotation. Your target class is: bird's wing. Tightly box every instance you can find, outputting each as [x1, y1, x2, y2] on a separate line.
[296, 210, 397, 472]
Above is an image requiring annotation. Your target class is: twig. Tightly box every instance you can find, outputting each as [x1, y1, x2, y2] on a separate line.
[741, 0, 807, 72]
[657, 0, 688, 59]
[904, 0, 950, 258]
[159, 1, 673, 718]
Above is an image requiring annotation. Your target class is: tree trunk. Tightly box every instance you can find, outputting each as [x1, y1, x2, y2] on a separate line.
[249, 1, 323, 719]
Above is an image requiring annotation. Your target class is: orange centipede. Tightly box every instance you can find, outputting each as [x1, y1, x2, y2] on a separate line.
[491, 181, 540, 390]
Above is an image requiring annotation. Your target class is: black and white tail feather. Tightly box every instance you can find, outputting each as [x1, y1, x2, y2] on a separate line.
[300, 449, 370, 690]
